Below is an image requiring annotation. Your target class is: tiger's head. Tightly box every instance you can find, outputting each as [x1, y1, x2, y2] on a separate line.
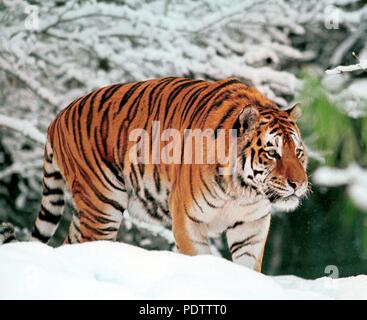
[233, 103, 308, 211]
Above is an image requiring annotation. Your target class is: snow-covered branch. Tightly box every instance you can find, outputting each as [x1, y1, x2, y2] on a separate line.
[313, 164, 367, 210]
[325, 60, 367, 74]
[0, 114, 46, 144]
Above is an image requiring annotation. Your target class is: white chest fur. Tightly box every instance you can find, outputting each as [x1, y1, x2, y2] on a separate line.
[207, 197, 271, 233]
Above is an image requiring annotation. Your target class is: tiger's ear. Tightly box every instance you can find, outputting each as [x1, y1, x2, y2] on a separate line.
[234, 105, 259, 135]
[286, 103, 302, 122]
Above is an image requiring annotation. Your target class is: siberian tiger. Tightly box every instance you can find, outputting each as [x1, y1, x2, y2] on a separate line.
[1, 77, 308, 272]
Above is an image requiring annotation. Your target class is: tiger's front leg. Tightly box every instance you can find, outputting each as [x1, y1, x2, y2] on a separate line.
[226, 213, 271, 272]
[169, 193, 211, 256]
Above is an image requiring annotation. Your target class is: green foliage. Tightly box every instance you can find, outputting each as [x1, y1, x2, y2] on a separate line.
[299, 75, 367, 167]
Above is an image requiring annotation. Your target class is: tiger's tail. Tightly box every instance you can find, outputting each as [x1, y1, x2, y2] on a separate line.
[0, 223, 16, 244]
[0, 140, 65, 244]
[30, 139, 66, 243]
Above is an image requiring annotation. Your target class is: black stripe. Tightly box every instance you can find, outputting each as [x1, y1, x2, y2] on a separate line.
[77, 92, 94, 123]
[242, 153, 246, 170]
[50, 199, 65, 206]
[90, 211, 119, 224]
[256, 137, 262, 146]
[78, 210, 112, 233]
[197, 78, 241, 110]
[90, 139, 121, 192]
[143, 189, 170, 220]
[214, 171, 226, 193]
[116, 121, 128, 170]
[189, 79, 241, 123]
[44, 149, 53, 163]
[250, 148, 255, 168]
[3, 234, 16, 243]
[153, 166, 161, 193]
[164, 80, 202, 127]
[44, 171, 63, 179]
[133, 189, 162, 221]
[43, 184, 64, 196]
[253, 169, 264, 176]
[199, 170, 217, 200]
[99, 103, 111, 156]
[186, 212, 203, 224]
[180, 87, 207, 125]
[78, 165, 126, 214]
[230, 234, 260, 255]
[213, 104, 238, 138]
[64, 99, 79, 132]
[79, 220, 111, 236]
[164, 79, 194, 118]
[86, 89, 101, 139]
[116, 81, 145, 115]
[237, 175, 247, 187]
[227, 221, 245, 230]
[82, 197, 123, 222]
[100, 157, 127, 190]
[212, 91, 230, 108]
[76, 121, 113, 193]
[70, 103, 77, 145]
[234, 251, 257, 260]
[99, 84, 123, 111]
[148, 77, 176, 115]
[39, 205, 61, 224]
[130, 164, 140, 193]
[125, 84, 150, 122]
[31, 225, 50, 242]
[201, 191, 218, 208]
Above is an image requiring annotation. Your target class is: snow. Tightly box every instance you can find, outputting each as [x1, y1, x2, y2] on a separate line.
[0, 241, 366, 300]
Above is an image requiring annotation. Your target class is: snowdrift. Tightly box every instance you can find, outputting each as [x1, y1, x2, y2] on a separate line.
[0, 241, 366, 299]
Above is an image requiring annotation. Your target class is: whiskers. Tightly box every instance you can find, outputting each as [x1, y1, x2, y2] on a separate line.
[264, 187, 282, 202]
[303, 180, 313, 199]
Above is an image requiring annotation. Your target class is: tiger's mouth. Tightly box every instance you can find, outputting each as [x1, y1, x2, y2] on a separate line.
[268, 193, 298, 202]
[269, 194, 300, 212]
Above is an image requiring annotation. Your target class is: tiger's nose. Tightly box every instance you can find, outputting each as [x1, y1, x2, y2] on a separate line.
[287, 178, 307, 195]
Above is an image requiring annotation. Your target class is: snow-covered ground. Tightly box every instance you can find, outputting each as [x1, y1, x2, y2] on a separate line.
[0, 241, 366, 299]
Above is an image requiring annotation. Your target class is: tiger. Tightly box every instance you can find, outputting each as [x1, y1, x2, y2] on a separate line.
[0, 77, 308, 272]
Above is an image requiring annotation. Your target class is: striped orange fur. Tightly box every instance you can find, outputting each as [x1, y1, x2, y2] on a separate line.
[30, 77, 308, 271]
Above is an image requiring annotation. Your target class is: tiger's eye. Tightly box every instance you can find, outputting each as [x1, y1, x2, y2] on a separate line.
[268, 150, 276, 157]
[296, 148, 303, 158]
[267, 149, 279, 159]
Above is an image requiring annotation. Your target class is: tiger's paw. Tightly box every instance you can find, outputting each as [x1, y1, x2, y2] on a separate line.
[0, 222, 16, 244]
